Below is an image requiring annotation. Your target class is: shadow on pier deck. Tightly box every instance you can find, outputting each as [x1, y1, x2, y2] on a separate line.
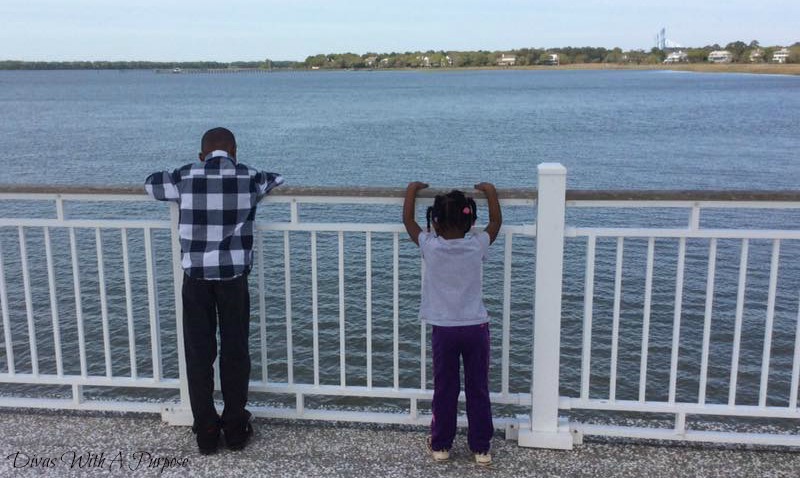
[1, 409, 798, 477]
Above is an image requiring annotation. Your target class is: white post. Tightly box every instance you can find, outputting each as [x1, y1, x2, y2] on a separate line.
[518, 163, 574, 449]
[162, 202, 193, 425]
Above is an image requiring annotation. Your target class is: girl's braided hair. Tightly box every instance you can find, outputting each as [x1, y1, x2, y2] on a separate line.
[425, 190, 477, 234]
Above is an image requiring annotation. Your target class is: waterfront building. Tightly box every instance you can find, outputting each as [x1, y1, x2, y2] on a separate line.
[497, 53, 516, 66]
[772, 48, 790, 63]
[663, 51, 688, 63]
[749, 49, 764, 62]
[708, 50, 733, 63]
[542, 53, 559, 66]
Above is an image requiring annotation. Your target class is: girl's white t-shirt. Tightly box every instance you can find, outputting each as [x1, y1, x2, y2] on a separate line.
[417, 231, 490, 327]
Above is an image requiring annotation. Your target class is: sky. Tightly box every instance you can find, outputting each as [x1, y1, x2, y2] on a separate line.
[2, 0, 798, 62]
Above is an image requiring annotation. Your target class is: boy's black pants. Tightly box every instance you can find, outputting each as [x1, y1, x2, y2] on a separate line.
[182, 272, 251, 430]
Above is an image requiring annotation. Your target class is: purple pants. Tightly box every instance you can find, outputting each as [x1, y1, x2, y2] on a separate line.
[430, 323, 493, 453]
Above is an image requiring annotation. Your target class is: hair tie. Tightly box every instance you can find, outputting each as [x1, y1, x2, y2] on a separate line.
[462, 206, 471, 215]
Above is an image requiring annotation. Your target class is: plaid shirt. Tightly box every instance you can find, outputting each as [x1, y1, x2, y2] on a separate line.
[145, 150, 283, 280]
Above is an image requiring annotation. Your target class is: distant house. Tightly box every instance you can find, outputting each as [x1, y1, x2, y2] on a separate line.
[364, 56, 378, 67]
[708, 50, 733, 63]
[749, 49, 764, 62]
[542, 53, 559, 66]
[497, 54, 516, 66]
[663, 51, 688, 63]
[772, 48, 790, 64]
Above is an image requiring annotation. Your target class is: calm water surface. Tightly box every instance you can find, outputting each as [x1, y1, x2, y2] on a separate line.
[0, 69, 798, 189]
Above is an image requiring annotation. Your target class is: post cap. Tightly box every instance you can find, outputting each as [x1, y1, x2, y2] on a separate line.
[537, 163, 567, 175]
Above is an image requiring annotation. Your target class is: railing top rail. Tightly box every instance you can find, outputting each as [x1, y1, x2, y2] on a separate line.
[1, 185, 800, 202]
[565, 190, 800, 202]
[0, 185, 535, 200]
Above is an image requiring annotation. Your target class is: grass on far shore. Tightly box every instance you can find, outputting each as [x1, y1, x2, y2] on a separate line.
[430, 63, 800, 76]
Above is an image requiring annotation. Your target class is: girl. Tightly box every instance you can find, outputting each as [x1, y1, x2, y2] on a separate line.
[402, 181, 502, 466]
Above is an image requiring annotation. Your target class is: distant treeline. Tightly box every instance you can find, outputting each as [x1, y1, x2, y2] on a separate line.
[306, 41, 800, 68]
[2, 40, 799, 70]
[0, 60, 295, 70]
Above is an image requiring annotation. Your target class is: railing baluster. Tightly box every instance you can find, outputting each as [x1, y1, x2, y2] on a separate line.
[610, 237, 623, 401]
[420, 321, 426, 390]
[759, 239, 780, 407]
[44, 227, 63, 377]
[257, 230, 268, 384]
[95, 228, 111, 378]
[121, 228, 136, 379]
[338, 231, 345, 387]
[69, 227, 87, 377]
[580, 235, 596, 400]
[143, 227, 162, 381]
[639, 237, 655, 403]
[668, 237, 686, 404]
[311, 231, 319, 387]
[501, 232, 512, 396]
[420, 256, 427, 391]
[393, 232, 399, 390]
[19, 227, 38, 375]
[0, 236, 14, 375]
[284, 231, 293, 385]
[168, 202, 189, 410]
[729, 239, 749, 406]
[790, 288, 800, 410]
[365, 232, 372, 389]
[699, 238, 717, 405]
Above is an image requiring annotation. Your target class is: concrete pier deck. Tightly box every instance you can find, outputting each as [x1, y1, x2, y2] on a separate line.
[1, 409, 799, 477]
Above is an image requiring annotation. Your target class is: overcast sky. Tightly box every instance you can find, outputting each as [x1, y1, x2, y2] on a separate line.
[2, 0, 798, 62]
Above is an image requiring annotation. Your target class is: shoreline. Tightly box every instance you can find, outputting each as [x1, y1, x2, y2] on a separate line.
[373, 63, 800, 76]
[2, 63, 799, 76]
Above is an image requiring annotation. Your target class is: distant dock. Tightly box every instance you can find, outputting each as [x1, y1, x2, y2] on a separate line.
[154, 67, 272, 74]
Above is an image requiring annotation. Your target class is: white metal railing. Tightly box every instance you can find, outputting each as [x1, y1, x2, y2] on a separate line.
[1, 165, 800, 449]
[553, 179, 800, 448]
[0, 183, 537, 428]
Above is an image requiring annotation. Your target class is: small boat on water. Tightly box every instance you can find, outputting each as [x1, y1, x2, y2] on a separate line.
[172, 67, 182, 74]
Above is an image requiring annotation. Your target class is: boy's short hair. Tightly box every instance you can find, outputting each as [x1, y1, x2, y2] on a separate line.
[201, 127, 236, 152]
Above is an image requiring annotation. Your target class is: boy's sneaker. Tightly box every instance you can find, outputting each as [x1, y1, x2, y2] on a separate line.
[474, 451, 492, 466]
[225, 417, 254, 451]
[426, 437, 450, 462]
[192, 423, 221, 455]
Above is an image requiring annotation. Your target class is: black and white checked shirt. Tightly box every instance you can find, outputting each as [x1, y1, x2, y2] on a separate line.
[145, 150, 283, 280]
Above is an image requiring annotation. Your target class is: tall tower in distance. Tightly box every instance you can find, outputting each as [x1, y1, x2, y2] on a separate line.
[655, 28, 667, 51]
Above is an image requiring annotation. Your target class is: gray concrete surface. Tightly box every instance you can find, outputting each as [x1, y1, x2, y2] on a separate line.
[1, 409, 799, 477]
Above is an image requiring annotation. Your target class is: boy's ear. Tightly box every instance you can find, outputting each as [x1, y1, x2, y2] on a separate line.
[198, 152, 205, 162]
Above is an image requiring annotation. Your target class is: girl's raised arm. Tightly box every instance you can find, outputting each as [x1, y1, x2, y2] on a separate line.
[403, 181, 428, 245]
[475, 182, 502, 244]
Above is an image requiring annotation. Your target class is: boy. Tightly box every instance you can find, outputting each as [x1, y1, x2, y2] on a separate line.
[145, 127, 283, 454]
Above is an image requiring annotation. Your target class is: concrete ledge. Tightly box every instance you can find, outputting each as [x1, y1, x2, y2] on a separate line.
[517, 417, 576, 450]
[3, 409, 800, 477]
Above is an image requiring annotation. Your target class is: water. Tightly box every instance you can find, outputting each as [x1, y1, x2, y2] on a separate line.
[1, 69, 798, 189]
[1, 69, 799, 415]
